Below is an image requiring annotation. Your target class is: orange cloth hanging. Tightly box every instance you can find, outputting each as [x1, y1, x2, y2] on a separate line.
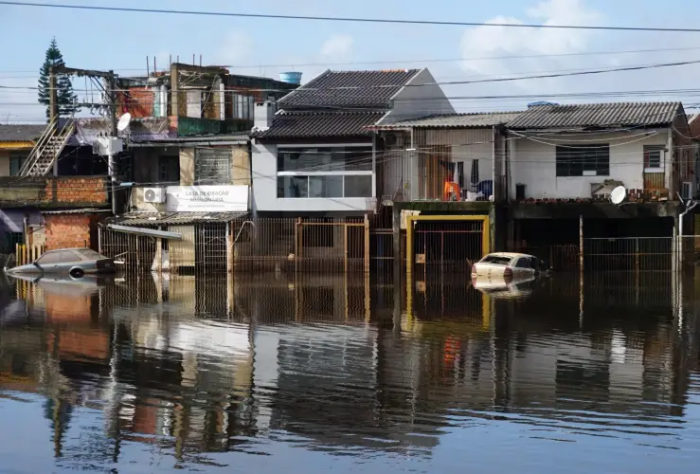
[443, 181, 460, 201]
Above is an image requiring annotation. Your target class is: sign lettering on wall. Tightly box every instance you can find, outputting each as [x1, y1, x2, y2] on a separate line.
[165, 185, 249, 212]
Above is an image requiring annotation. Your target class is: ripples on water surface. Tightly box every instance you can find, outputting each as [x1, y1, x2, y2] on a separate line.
[1, 272, 700, 473]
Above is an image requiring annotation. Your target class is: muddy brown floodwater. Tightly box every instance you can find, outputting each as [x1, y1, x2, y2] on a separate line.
[1, 272, 700, 473]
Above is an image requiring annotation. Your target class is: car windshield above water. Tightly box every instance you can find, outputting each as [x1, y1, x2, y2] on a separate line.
[479, 255, 514, 266]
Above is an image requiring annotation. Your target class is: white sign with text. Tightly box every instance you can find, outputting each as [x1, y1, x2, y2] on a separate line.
[165, 185, 249, 212]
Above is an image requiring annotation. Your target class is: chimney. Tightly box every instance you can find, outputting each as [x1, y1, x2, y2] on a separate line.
[254, 101, 275, 131]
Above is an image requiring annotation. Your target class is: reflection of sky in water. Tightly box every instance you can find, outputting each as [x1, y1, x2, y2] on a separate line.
[1, 273, 700, 473]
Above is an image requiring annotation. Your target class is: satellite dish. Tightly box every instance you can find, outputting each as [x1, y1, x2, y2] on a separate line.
[610, 186, 627, 205]
[117, 113, 132, 132]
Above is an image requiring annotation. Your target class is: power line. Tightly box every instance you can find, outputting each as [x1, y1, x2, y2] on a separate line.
[4, 58, 700, 95]
[3, 45, 700, 76]
[2, 1, 700, 33]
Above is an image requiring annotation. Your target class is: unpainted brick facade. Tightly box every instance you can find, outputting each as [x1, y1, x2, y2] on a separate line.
[43, 177, 109, 204]
[43, 213, 103, 251]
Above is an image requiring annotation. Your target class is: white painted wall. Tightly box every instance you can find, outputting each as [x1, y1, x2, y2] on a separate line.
[251, 141, 374, 213]
[379, 69, 455, 124]
[509, 130, 669, 199]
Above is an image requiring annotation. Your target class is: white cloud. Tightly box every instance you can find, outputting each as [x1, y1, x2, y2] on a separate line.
[320, 34, 354, 58]
[460, 0, 601, 78]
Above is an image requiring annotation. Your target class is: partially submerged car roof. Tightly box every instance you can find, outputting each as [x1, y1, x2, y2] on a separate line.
[482, 252, 537, 259]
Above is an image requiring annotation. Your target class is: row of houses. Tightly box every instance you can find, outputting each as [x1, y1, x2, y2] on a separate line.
[2, 63, 700, 272]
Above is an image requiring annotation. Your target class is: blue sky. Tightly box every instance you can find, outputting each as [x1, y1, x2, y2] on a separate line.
[2, 0, 700, 122]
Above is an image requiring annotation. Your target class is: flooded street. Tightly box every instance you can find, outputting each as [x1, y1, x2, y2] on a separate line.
[1, 272, 700, 473]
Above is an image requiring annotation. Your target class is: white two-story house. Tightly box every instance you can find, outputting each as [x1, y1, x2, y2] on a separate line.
[250, 68, 454, 216]
[507, 102, 693, 201]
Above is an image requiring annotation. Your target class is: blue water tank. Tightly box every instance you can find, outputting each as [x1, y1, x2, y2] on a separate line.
[279, 72, 303, 85]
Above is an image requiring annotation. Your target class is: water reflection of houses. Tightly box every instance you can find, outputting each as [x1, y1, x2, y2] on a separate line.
[1, 273, 700, 465]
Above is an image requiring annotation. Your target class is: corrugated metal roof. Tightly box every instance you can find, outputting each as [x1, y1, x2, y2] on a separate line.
[41, 209, 112, 215]
[110, 211, 248, 226]
[507, 102, 683, 130]
[0, 124, 45, 142]
[254, 110, 384, 139]
[372, 111, 522, 130]
[279, 69, 421, 109]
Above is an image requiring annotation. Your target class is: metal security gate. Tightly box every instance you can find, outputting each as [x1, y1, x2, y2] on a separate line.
[413, 219, 484, 273]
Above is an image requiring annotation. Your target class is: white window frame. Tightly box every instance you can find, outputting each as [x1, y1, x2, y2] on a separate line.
[276, 143, 374, 199]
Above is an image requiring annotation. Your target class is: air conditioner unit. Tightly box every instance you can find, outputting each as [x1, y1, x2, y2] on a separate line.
[143, 187, 166, 203]
[681, 181, 693, 201]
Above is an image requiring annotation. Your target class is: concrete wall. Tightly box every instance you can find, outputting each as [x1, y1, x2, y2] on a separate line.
[380, 69, 455, 124]
[509, 130, 669, 199]
[232, 146, 251, 186]
[251, 141, 373, 213]
[180, 148, 195, 186]
[130, 145, 250, 211]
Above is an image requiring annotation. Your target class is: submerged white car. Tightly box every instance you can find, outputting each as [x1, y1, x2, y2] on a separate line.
[471, 252, 548, 281]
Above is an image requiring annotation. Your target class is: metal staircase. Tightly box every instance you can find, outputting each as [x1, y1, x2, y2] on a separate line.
[18, 116, 75, 177]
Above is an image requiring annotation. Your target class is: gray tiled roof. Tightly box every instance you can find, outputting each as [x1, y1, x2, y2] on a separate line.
[111, 211, 248, 226]
[278, 69, 421, 109]
[372, 111, 522, 129]
[0, 124, 46, 142]
[254, 110, 384, 139]
[507, 102, 683, 130]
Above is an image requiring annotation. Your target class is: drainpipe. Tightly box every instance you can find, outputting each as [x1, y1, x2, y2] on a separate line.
[677, 198, 698, 270]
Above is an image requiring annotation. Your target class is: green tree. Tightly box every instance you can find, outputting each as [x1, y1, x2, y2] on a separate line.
[38, 37, 79, 119]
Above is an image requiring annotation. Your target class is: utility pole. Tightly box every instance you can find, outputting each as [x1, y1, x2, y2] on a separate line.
[53, 65, 123, 214]
[48, 66, 58, 127]
[107, 71, 119, 215]
[49, 66, 59, 176]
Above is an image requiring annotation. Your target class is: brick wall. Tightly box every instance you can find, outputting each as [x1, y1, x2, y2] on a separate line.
[43, 177, 109, 204]
[43, 214, 94, 250]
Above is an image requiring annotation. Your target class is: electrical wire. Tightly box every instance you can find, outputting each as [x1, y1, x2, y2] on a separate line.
[6, 57, 700, 94]
[4, 45, 700, 76]
[3, 1, 700, 34]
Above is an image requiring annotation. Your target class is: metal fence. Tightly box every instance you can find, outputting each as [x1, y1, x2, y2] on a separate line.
[518, 237, 700, 272]
[100, 217, 372, 274]
[413, 219, 484, 272]
[584, 237, 674, 272]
